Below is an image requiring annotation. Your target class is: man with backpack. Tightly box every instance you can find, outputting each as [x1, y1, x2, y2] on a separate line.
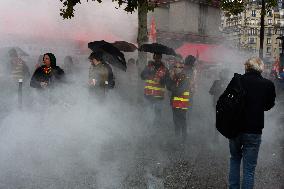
[217, 57, 275, 189]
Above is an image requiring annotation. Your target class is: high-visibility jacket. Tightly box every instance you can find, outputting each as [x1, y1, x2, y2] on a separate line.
[143, 65, 167, 99]
[144, 79, 165, 98]
[172, 91, 190, 110]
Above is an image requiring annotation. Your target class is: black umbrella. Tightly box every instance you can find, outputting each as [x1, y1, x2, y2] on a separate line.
[88, 40, 127, 71]
[139, 43, 176, 56]
[112, 41, 137, 52]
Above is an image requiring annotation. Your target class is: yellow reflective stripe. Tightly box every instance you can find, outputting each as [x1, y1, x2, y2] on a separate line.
[173, 97, 189, 101]
[145, 86, 165, 91]
[183, 92, 190, 95]
[145, 80, 159, 84]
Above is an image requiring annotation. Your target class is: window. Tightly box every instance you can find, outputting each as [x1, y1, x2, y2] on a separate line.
[268, 11, 272, 17]
[251, 10, 256, 17]
[267, 38, 271, 44]
[268, 19, 272, 25]
[249, 28, 257, 35]
[267, 47, 272, 53]
[249, 37, 255, 43]
[267, 28, 272, 35]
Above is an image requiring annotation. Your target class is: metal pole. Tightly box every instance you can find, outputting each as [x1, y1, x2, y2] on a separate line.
[259, 0, 265, 59]
[18, 79, 23, 109]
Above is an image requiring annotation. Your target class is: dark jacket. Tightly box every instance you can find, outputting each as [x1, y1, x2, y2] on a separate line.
[30, 65, 64, 89]
[166, 73, 190, 97]
[237, 70, 276, 134]
[88, 62, 115, 99]
[30, 54, 64, 89]
[89, 62, 115, 89]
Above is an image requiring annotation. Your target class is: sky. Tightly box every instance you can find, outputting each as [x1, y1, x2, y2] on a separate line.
[0, 0, 138, 42]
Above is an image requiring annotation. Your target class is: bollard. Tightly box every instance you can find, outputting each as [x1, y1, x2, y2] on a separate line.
[18, 79, 23, 109]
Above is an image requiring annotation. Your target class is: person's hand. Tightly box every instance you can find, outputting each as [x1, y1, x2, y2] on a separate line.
[40, 82, 48, 88]
[89, 79, 96, 86]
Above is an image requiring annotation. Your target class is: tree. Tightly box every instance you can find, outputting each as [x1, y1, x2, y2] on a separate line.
[220, 0, 277, 59]
[60, 0, 155, 65]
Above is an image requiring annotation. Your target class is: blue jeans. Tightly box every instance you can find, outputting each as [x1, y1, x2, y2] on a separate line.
[229, 133, 261, 189]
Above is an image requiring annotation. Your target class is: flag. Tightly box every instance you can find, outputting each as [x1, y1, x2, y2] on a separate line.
[149, 17, 157, 43]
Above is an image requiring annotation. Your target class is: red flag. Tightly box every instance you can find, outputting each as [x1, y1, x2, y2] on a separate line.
[149, 17, 157, 43]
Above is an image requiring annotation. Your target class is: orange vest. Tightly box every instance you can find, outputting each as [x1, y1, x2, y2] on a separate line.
[172, 91, 190, 110]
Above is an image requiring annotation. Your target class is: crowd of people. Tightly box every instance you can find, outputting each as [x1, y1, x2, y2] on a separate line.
[3, 46, 282, 189]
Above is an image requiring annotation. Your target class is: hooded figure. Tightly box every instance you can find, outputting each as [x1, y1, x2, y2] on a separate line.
[30, 53, 64, 89]
[8, 48, 30, 82]
[209, 68, 230, 107]
[63, 56, 74, 75]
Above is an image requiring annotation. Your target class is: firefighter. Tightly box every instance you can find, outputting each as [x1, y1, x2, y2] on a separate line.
[141, 53, 169, 125]
[167, 60, 190, 143]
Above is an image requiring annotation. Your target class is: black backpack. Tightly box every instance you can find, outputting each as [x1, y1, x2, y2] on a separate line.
[216, 73, 246, 139]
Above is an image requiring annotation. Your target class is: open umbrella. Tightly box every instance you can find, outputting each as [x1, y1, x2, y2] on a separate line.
[88, 40, 127, 71]
[112, 41, 137, 52]
[139, 43, 176, 56]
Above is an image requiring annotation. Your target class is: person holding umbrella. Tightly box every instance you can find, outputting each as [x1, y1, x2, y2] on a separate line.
[140, 52, 169, 125]
[139, 43, 176, 126]
[88, 51, 115, 99]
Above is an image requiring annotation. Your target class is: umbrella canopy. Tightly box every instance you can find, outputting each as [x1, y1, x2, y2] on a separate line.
[88, 40, 127, 71]
[139, 43, 176, 56]
[112, 41, 137, 52]
[176, 43, 231, 63]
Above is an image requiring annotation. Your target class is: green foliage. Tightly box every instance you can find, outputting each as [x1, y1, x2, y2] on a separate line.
[59, 0, 155, 19]
[210, 0, 278, 16]
[220, 0, 245, 16]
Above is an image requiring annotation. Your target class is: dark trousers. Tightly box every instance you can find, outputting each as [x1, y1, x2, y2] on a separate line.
[144, 97, 163, 127]
[172, 108, 187, 141]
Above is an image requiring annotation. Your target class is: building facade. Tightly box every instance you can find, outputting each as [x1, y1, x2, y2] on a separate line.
[148, 0, 223, 48]
[221, 0, 284, 61]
